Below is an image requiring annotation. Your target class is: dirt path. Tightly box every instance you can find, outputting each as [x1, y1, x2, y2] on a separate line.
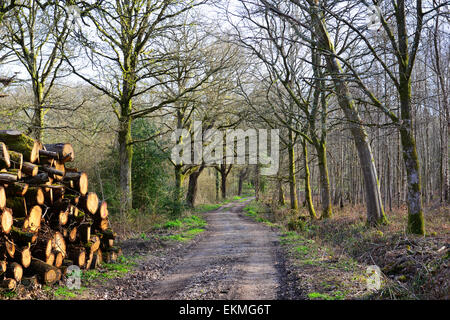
[85, 198, 300, 300]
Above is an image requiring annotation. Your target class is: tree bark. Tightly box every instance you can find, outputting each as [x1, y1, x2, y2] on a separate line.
[288, 129, 298, 211]
[221, 168, 227, 200]
[173, 164, 186, 215]
[316, 141, 332, 219]
[237, 167, 249, 196]
[215, 169, 220, 201]
[302, 139, 316, 218]
[186, 165, 205, 207]
[395, 0, 425, 234]
[29, 78, 44, 141]
[118, 115, 133, 218]
[278, 178, 285, 206]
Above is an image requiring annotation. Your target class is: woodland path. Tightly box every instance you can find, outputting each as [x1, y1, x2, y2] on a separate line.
[84, 198, 299, 300]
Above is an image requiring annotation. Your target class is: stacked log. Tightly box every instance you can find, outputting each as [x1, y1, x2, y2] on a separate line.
[0, 130, 119, 289]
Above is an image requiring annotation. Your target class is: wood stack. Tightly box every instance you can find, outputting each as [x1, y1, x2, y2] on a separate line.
[0, 130, 120, 290]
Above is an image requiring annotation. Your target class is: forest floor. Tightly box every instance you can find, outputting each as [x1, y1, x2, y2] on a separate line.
[254, 199, 449, 300]
[2, 198, 448, 300]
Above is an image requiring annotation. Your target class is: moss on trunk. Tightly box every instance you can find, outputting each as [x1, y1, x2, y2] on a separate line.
[302, 139, 317, 219]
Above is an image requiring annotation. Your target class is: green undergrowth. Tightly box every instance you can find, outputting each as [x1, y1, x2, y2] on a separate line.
[0, 290, 17, 299]
[156, 214, 207, 243]
[194, 203, 222, 213]
[53, 286, 87, 299]
[307, 291, 346, 300]
[82, 255, 138, 285]
[279, 230, 366, 300]
[50, 255, 138, 300]
[194, 195, 253, 214]
[243, 200, 280, 229]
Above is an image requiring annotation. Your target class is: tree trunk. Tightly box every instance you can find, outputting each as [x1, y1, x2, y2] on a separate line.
[254, 164, 260, 201]
[118, 116, 133, 218]
[302, 139, 316, 219]
[288, 129, 298, 211]
[433, 12, 449, 203]
[29, 81, 44, 141]
[237, 167, 249, 196]
[238, 177, 243, 197]
[315, 141, 332, 218]
[400, 112, 425, 235]
[308, 4, 386, 225]
[221, 168, 227, 200]
[215, 169, 220, 201]
[186, 166, 204, 207]
[278, 179, 285, 206]
[173, 164, 185, 216]
[395, 0, 425, 234]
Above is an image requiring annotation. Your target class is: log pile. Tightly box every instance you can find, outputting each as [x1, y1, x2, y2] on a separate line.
[0, 130, 120, 290]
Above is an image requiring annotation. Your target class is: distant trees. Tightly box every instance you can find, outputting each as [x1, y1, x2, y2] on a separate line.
[155, 24, 239, 211]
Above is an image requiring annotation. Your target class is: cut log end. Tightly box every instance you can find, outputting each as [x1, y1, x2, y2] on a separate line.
[30, 141, 42, 163]
[27, 205, 42, 232]
[97, 201, 108, 219]
[1, 208, 13, 234]
[77, 250, 86, 268]
[0, 186, 5, 210]
[85, 192, 99, 214]
[79, 172, 88, 196]
[5, 240, 15, 258]
[54, 252, 64, 268]
[0, 142, 10, 168]
[68, 227, 77, 242]
[36, 187, 44, 205]
[6, 262, 23, 282]
[52, 232, 66, 258]
[17, 246, 32, 268]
